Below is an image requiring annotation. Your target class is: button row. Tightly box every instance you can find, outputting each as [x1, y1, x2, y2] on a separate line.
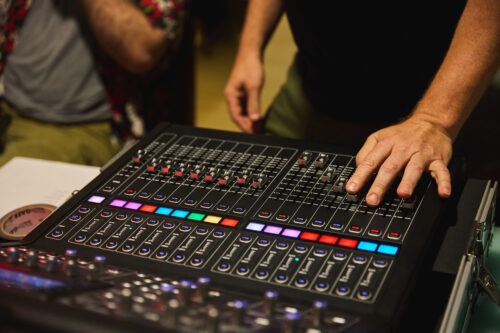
[245, 222, 398, 255]
[87, 196, 239, 228]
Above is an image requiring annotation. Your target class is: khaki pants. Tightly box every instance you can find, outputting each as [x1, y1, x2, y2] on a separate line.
[0, 102, 122, 167]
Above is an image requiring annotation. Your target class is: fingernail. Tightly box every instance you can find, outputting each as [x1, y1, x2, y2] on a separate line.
[347, 182, 357, 192]
[367, 193, 378, 205]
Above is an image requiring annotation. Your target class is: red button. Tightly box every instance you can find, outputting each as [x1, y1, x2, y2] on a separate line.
[318, 235, 338, 244]
[220, 218, 239, 227]
[300, 232, 320, 241]
[338, 238, 358, 248]
[140, 205, 157, 212]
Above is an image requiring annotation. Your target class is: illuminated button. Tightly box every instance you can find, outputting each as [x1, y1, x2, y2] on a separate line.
[155, 207, 173, 216]
[312, 219, 325, 227]
[276, 214, 289, 222]
[357, 289, 372, 301]
[349, 225, 362, 233]
[78, 207, 90, 213]
[294, 217, 306, 224]
[387, 232, 401, 240]
[246, 222, 265, 232]
[103, 185, 114, 192]
[204, 215, 222, 224]
[216, 203, 228, 211]
[169, 196, 181, 204]
[124, 189, 135, 196]
[315, 282, 329, 292]
[196, 227, 208, 235]
[258, 239, 270, 246]
[139, 191, 150, 198]
[236, 267, 249, 276]
[200, 201, 213, 209]
[147, 219, 159, 226]
[221, 218, 239, 227]
[213, 230, 226, 238]
[275, 274, 288, 283]
[140, 205, 158, 213]
[353, 255, 367, 264]
[153, 194, 165, 201]
[255, 271, 269, 279]
[300, 232, 320, 242]
[90, 237, 102, 246]
[217, 262, 231, 272]
[374, 259, 388, 268]
[281, 228, 301, 238]
[368, 228, 381, 237]
[74, 234, 86, 242]
[179, 225, 192, 232]
[335, 285, 350, 296]
[122, 244, 134, 252]
[338, 238, 358, 248]
[155, 250, 168, 259]
[313, 248, 327, 257]
[163, 221, 175, 229]
[276, 242, 289, 250]
[294, 245, 308, 254]
[333, 252, 347, 261]
[318, 235, 338, 245]
[51, 229, 64, 238]
[294, 278, 308, 288]
[258, 210, 271, 219]
[105, 240, 118, 249]
[110, 199, 127, 207]
[69, 214, 81, 222]
[116, 213, 127, 220]
[139, 247, 151, 256]
[377, 244, 398, 255]
[125, 202, 142, 210]
[239, 235, 252, 243]
[88, 195, 106, 203]
[184, 199, 197, 206]
[357, 241, 378, 252]
[187, 212, 206, 221]
[101, 210, 112, 218]
[330, 223, 343, 230]
[173, 254, 185, 263]
[131, 216, 143, 223]
[190, 257, 203, 266]
[171, 210, 189, 219]
[263, 225, 282, 235]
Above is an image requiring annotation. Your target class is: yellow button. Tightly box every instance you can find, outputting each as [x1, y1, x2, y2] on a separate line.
[203, 215, 222, 224]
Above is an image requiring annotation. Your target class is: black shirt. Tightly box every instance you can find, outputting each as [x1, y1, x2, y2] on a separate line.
[285, 1, 467, 122]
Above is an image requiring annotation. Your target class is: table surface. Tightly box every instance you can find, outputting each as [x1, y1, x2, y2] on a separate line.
[467, 226, 500, 332]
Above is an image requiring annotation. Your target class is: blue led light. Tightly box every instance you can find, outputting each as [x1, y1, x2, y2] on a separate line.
[246, 222, 265, 232]
[171, 209, 189, 218]
[357, 241, 378, 252]
[155, 207, 173, 216]
[377, 244, 399, 255]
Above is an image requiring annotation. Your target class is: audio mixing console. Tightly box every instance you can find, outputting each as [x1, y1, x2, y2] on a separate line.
[0, 123, 462, 332]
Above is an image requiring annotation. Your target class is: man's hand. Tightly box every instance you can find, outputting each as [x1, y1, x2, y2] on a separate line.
[346, 116, 453, 206]
[224, 54, 264, 133]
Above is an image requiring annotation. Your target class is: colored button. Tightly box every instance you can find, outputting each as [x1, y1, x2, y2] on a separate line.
[294, 217, 306, 224]
[171, 210, 189, 218]
[155, 207, 173, 216]
[318, 235, 338, 245]
[281, 228, 301, 238]
[124, 189, 135, 196]
[258, 210, 271, 218]
[300, 232, 320, 242]
[204, 215, 222, 224]
[125, 202, 142, 210]
[187, 212, 206, 221]
[338, 238, 358, 248]
[276, 214, 289, 221]
[246, 222, 265, 232]
[221, 218, 239, 227]
[377, 244, 399, 255]
[109, 199, 127, 207]
[357, 241, 378, 252]
[140, 205, 158, 213]
[200, 201, 213, 209]
[263, 225, 283, 235]
[153, 194, 165, 201]
[88, 195, 105, 204]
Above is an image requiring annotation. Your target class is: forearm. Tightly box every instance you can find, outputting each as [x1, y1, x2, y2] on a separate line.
[79, 0, 168, 73]
[237, 0, 285, 59]
[412, 0, 500, 140]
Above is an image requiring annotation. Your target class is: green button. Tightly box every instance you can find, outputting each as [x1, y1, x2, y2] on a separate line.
[187, 212, 205, 221]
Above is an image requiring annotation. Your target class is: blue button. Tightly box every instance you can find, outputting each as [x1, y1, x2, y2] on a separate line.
[357, 241, 378, 252]
[377, 244, 399, 255]
[156, 207, 173, 216]
[171, 210, 189, 218]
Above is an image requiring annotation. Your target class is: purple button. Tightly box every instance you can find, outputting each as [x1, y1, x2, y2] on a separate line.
[281, 228, 301, 238]
[124, 202, 142, 210]
[263, 225, 283, 235]
[109, 199, 127, 207]
[88, 195, 105, 204]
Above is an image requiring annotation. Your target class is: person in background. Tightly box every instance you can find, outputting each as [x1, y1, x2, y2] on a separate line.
[224, 0, 500, 206]
[0, 0, 190, 167]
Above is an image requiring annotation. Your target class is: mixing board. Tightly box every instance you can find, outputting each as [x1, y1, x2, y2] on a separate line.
[0, 124, 461, 332]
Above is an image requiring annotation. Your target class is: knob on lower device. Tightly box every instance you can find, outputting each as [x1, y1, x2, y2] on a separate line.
[311, 300, 327, 327]
[263, 290, 278, 317]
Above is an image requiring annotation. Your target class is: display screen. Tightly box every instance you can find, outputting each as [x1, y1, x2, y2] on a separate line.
[0, 267, 66, 291]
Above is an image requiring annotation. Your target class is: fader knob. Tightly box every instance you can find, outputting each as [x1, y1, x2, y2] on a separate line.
[204, 167, 219, 182]
[117, 289, 133, 315]
[26, 249, 38, 268]
[251, 174, 267, 189]
[165, 298, 180, 326]
[7, 247, 19, 264]
[313, 153, 328, 168]
[147, 158, 158, 172]
[197, 277, 211, 304]
[263, 290, 278, 317]
[46, 255, 58, 273]
[93, 255, 106, 275]
[297, 152, 312, 166]
[132, 150, 143, 163]
[178, 280, 194, 306]
[64, 259, 77, 277]
[161, 160, 174, 174]
[283, 310, 301, 333]
[65, 249, 77, 260]
[311, 300, 327, 327]
[231, 300, 248, 326]
[207, 307, 220, 333]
